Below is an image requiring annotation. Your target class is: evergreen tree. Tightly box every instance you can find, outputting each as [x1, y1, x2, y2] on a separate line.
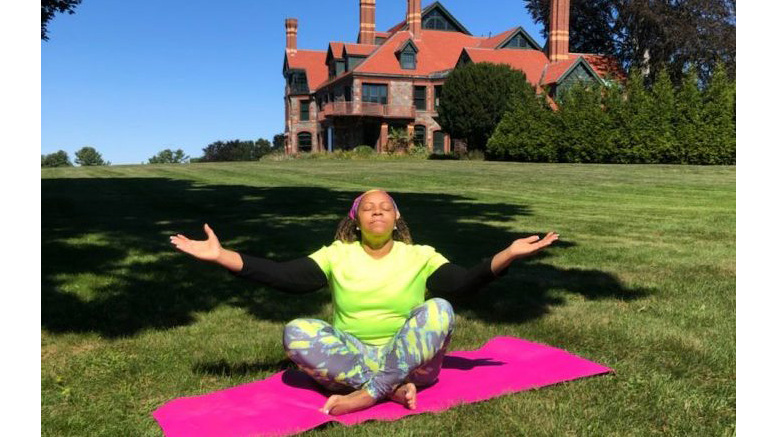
[701, 62, 736, 164]
[675, 66, 704, 163]
[621, 68, 655, 162]
[601, 79, 627, 163]
[555, 82, 613, 163]
[649, 68, 677, 163]
[487, 89, 557, 162]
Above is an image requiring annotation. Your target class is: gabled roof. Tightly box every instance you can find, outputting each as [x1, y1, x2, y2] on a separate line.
[542, 55, 605, 86]
[394, 39, 419, 55]
[326, 42, 345, 63]
[460, 47, 550, 86]
[493, 27, 542, 50]
[476, 27, 542, 50]
[477, 28, 516, 49]
[284, 50, 328, 91]
[576, 53, 627, 82]
[343, 43, 377, 57]
[354, 30, 483, 76]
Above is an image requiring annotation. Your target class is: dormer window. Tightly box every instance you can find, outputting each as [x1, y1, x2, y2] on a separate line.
[496, 28, 542, 51]
[396, 40, 418, 70]
[401, 50, 416, 69]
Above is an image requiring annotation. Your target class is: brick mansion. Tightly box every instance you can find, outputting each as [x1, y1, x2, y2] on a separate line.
[282, 0, 623, 154]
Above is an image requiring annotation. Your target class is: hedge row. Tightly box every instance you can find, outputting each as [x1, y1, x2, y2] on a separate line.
[487, 64, 735, 164]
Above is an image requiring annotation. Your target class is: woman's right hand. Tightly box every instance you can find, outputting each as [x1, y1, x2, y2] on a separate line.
[170, 223, 223, 262]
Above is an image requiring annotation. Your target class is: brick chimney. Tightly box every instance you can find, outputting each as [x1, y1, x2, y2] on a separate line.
[359, 0, 376, 45]
[548, 0, 570, 62]
[406, 0, 421, 38]
[285, 18, 298, 55]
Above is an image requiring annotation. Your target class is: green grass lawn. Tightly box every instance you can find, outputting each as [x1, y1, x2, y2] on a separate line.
[41, 160, 735, 436]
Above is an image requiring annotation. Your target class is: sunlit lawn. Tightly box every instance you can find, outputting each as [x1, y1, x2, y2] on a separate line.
[41, 160, 735, 436]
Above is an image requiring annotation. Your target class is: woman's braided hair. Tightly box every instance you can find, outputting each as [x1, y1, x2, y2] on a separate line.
[334, 192, 413, 244]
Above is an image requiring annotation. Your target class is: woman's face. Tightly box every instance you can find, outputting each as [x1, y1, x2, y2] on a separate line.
[356, 191, 398, 238]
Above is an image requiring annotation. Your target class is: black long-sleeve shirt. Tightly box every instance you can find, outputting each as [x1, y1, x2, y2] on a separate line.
[230, 252, 506, 296]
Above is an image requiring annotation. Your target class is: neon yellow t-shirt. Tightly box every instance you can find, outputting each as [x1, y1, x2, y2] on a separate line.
[308, 240, 449, 346]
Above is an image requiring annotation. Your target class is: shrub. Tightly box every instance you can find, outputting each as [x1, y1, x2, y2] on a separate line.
[353, 145, 375, 156]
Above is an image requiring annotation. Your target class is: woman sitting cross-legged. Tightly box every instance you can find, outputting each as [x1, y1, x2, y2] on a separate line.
[170, 189, 558, 416]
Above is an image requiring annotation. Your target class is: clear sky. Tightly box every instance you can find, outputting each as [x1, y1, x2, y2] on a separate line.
[41, 0, 546, 165]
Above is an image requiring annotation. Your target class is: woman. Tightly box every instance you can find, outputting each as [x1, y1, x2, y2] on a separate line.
[170, 189, 558, 416]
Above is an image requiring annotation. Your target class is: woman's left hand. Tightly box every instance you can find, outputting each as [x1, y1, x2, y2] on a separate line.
[508, 232, 559, 259]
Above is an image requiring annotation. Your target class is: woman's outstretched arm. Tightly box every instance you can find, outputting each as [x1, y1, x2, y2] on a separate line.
[426, 232, 559, 296]
[170, 223, 327, 294]
[491, 232, 559, 275]
[169, 223, 241, 269]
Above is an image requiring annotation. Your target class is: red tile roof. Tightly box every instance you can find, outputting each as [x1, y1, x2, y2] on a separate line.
[463, 47, 550, 86]
[541, 56, 579, 85]
[477, 28, 516, 49]
[354, 30, 483, 76]
[577, 53, 627, 82]
[285, 49, 328, 91]
[541, 54, 626, 85]
[327, 42, 345, 59]
[343, 43, 378, 57]
[283, 19, 625, 96]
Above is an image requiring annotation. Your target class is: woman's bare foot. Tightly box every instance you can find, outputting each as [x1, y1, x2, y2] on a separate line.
[389, 382, 417, 410]
[320, 389, 377, 416]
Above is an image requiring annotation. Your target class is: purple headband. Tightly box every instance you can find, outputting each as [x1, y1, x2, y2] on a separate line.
[348, 190, 399, 220]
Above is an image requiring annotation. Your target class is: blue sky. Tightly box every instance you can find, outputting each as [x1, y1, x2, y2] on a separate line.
[41, 0, 545, 165]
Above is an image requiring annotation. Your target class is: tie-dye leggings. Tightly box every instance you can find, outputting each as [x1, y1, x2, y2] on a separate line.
[283, 297, 455, 400]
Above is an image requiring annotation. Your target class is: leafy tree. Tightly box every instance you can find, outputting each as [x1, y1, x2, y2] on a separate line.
[42, 0, 82, 41]
[438, 62, 534, 151]
[147, 149, 190, 164]
[74, 146, 108, 166]
[523, 0, 736, 85]
[273, 134, 285, 150]
[524, 0, 617, 55]
[255, 138, 272, 155]
[200, 139, 273, 162]
[41, 150, 74, 168]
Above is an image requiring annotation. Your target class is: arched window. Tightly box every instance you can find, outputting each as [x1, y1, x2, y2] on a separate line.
[297, 132, 312, 153]
[414, 124, 426, 148]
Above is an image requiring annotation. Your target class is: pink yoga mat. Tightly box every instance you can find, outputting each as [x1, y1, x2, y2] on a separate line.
[153, 336, 613, 436]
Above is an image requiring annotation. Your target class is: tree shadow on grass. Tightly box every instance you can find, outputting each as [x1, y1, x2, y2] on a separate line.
[42, 177, 649, 339]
